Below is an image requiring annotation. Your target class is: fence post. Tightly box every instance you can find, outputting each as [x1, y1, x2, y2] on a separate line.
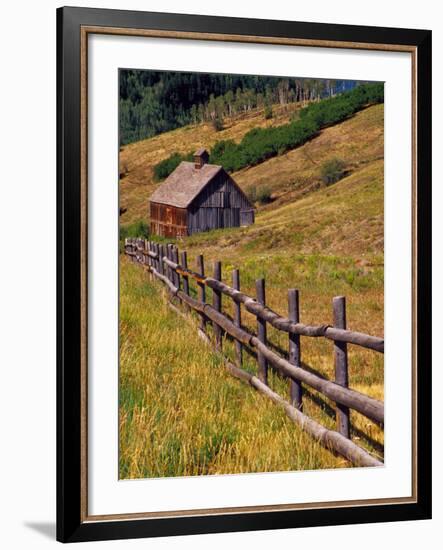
[333, 296, 350, 439]
[213, 261, 222, 349]
[151, 241, 158, 279]
[180, 251, 190, 312]
[288, 289, 303, 411]
[138, 238, 143, 264]
[256, 278, 268, 385]
[196, 254, 207, 334]
[172, 246, 180, 290]
[135, 238, 139, 263]
[150, 241, 156, 277]
[158, 244, 165, 276]
[232, 269, 243, 367]
[167, 244, 173, 283]
[146, 240, 151, 277]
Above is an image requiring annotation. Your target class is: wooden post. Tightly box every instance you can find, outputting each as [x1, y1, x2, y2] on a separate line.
[232, 269, 243, 367]
[256, 278, 268, 385]
[158, 244, 165, 276]
[145, 240, 152, 281]
[180, 251, 190, 312]
[212, 261, 222, 349]
[167, 244, 174, 283]
[196, 254, 206, 334]
[150, 242, 155, 279]
[333, 296, 350, 439]
[134, 238, 138, 263]
[172, 246, 180, 289]
[288, 289, 303, 411]
[145, 240, 150, 278]
[151, 241, 158, 272]
[152, 242, 158, 272]
[137, 238, 145, 265]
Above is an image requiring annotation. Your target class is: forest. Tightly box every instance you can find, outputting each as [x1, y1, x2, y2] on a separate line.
[119, 69, 360, 145]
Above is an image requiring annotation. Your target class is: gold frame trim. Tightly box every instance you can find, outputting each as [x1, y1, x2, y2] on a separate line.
[80, 26, 418, 523]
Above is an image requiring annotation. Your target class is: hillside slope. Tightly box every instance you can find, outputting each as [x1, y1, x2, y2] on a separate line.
[119, 103, 383, 228]
[234, 104, 383, 211]
[119, 102, 302, 224]
[119, 102, 385, 473]
[186, 158, 383, 258]
[120, 259, 349, 478]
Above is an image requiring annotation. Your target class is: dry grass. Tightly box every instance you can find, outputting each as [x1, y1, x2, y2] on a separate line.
[119, 102, 303, 224]
[119, 103, 383, 225]
[119, 101, 384, 478]
[184, 158, 383, 258]
[120, 259, 353, 479]
[120, 217, 385, 478]
[234, 103, 384, 208]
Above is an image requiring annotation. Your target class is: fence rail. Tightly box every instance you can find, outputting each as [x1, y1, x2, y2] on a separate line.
[125, 237, 384, 468]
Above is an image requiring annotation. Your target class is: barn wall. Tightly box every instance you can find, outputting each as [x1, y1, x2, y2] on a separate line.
[187, 171, 253, 234]
[187, 207, 241, 233]
[240, 209, 255, 226]
[149, 170, 254, 236]
[150, 202, 188, 238]
[193, 171, 251, 209]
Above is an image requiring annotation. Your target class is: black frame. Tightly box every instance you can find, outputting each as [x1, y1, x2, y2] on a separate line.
[57, 6, 432, 543]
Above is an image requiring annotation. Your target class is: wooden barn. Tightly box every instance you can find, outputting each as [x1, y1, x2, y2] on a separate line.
[149, 149, 255, 237]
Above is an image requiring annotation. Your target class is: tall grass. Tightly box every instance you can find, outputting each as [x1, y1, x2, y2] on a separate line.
[119, 259, 357, 479]
[119, 254, 383, 480]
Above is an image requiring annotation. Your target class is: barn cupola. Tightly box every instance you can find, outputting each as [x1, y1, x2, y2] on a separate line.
[194, 148, 209, 169]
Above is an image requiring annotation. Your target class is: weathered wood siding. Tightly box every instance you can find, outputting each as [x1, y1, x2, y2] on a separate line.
[150, 202, 188, 238]
[149, 168, 254, 236]
[187, 171, 253, 234]
[240, 209, 255, 226]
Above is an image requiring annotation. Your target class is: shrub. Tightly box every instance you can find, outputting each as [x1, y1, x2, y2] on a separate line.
[256, 185, 273, 204]
[212, 116, 224, 131]
[264, 105, 273, 119]
[120, 221, 149, 242]
[320, 158, 346, 185]
[247, 187, 257, 204]
[153, 151, 194, 181]
[153, 152, 183, 181]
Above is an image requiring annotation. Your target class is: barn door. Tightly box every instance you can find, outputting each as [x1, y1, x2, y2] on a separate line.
[240, 208, 255, 226]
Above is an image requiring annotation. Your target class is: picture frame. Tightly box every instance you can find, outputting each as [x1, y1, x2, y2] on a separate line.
[56, 6, 432, 543]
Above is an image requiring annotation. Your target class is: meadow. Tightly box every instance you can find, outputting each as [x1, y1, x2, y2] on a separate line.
[119, 99, 384, 479]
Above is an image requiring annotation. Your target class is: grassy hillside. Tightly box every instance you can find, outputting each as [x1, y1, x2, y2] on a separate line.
[234, 103, 383, 211]
[120, 259, 352, 478]
[119, 103, 383, 228]
[120, 102, 302, 224]
[119, 101, 384, 477]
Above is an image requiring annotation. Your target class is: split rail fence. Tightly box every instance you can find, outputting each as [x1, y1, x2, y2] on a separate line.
[125, 237, 384, 468]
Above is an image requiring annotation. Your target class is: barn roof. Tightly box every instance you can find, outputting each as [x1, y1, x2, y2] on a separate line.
[149, 161, 223, 208]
